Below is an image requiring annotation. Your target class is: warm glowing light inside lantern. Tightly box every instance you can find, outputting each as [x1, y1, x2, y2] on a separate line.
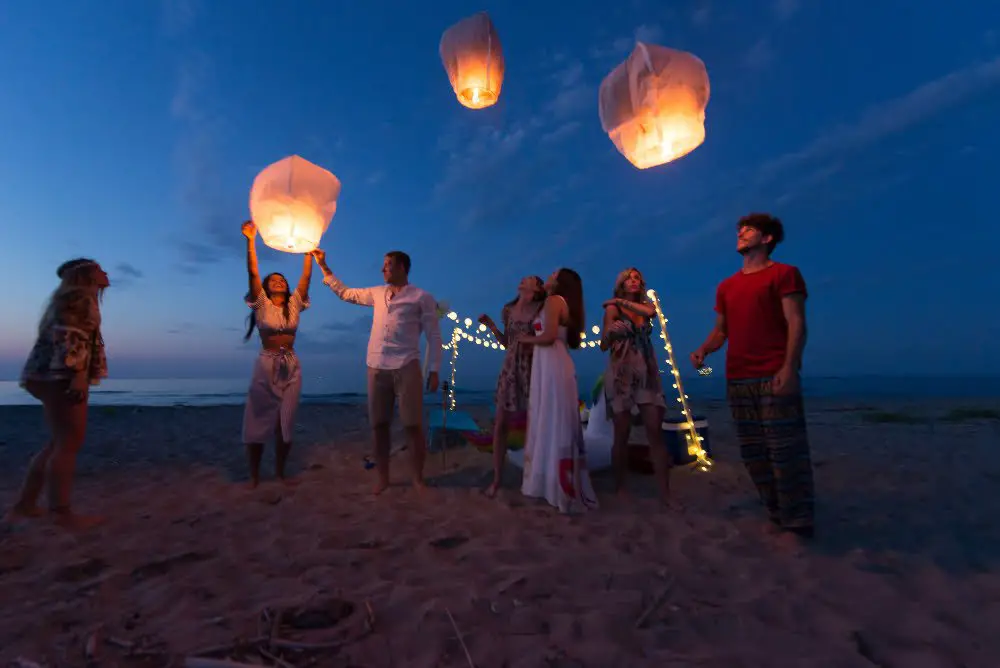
[458, 83, 498, 109]
[255, 200, 328, 254]
[609, 86, 706, 170]
[440, 12, 504, 111]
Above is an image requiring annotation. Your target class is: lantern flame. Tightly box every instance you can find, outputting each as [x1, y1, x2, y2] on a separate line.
[440, 12, 504, 110]
[249, 155, 341, 254]
[599, 42, 710, 170]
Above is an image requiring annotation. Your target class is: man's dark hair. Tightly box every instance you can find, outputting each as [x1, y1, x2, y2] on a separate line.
[385, 250, 411, 274]
[738, 213, 785, 254]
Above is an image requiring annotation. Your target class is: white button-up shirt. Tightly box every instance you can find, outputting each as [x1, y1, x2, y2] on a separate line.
[323, 272, 443, 373]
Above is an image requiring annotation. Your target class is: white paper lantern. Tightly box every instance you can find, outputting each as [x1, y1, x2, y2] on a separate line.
[598, 42, 710, 169]
[249, 155, 341, 254]
[439, 12, 504, 110]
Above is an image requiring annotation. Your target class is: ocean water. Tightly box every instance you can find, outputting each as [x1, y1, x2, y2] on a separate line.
[0, 375, 998, 407]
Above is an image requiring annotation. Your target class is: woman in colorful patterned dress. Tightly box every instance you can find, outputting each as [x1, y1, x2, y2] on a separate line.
[9, 258, 110, 529]
[241, 220, 314, 488]
[519, 268, 598, 514]
[600, 267, 673, 504]
[478, 275, 545, 497]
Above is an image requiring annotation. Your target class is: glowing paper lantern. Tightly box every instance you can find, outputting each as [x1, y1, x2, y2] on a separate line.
[249, 155, 341, 254]
[598, 42, 710, 170]
[439, 12, 504, 110]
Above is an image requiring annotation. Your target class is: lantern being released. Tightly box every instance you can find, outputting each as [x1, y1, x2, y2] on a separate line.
[598, 42, 710, 170]
[249, 155, 341, 254]
[439, 12, 504, 110]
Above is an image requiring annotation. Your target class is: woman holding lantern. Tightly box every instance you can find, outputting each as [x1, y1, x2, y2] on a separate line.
[8, 258, 109, 529]
[517, 268, 598, 514]
[600, 268, 673, 505]
[241, 220, 313, 488]
[477, 275, 546, 498]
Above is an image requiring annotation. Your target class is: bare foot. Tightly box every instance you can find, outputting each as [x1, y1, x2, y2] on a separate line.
[51, 512, 105, 531]
[372, 480, 390, 496]
[5, 503, 45, 521]
[483, 481, 500, 498]
[247, 478, 260, 490]
[412, 479, 428, 495]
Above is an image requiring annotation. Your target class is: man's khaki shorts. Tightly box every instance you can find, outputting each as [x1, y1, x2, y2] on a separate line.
[367, 360, 424, 428]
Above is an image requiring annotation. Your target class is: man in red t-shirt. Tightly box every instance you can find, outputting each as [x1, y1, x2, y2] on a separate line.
[691, 213, 815, 542]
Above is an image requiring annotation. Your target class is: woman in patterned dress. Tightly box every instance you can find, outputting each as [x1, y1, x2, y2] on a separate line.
[600, 267, 673, 504]
[8, 258, 110, 529]
[477, 275, 545, 497]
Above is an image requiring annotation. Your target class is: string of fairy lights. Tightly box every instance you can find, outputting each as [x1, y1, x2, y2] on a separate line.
[437, 288, 714, 470]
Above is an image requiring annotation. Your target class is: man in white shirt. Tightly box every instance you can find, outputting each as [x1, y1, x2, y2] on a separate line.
[311, 249, 442, 494]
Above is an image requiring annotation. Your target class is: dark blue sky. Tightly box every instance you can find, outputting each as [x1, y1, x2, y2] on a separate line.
[1, 0, 998, 391]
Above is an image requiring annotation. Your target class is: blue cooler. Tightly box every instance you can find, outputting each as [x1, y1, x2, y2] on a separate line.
[662, 415, 712, 466]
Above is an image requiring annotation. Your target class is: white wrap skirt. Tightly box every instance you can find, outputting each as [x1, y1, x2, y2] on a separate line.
[242, 348, 302, 444]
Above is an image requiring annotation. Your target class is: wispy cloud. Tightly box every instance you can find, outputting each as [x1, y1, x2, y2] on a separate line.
[757, 56, 1000, 183]
[545, 61, 591, 120]
[160, 0, 198, 38]
[294, 315, 372, 353]
[634, 23, 665, 44]
[540, 121, 583, 145]
[112, 261, 144, 288]
[772, 0, 800, 22]
[691, 1, 711, 27]
[116, 262, 143, 279]
[164, 0, 237, 271]
[671, 56, 1000, 252]
[742, 38, 775, 70]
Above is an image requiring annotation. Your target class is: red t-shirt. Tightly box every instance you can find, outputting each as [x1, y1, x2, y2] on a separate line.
[714, 262, 807, 379]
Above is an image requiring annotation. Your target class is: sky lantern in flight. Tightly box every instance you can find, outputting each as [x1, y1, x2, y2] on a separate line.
[439, 12, 505, 110]
[249, 155, 341, 254]
[598, 42, 710, 170]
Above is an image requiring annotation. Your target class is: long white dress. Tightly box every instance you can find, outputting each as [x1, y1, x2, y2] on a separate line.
[520, 306, 599, 513]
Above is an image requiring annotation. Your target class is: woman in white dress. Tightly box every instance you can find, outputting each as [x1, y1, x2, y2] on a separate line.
[517, 268, 598, 513]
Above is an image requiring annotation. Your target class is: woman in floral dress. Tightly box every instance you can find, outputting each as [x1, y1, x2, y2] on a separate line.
[478, 275, 545, 497]
[601, 267, 673, 504]
[9, 258, 110, 529]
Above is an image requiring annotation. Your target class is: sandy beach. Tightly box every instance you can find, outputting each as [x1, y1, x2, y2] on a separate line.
[1, 397, 999, 667]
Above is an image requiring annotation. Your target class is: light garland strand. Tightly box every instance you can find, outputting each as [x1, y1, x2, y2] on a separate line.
[646, 288, 713, 471]
[437, 293, 712, 472]
[447, 328, 460, 410]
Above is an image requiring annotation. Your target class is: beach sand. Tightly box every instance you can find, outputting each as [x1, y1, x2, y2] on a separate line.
[1, 397, 999, 667]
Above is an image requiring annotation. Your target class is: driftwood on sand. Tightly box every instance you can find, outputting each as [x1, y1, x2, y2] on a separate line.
[183, 598, 376, 667]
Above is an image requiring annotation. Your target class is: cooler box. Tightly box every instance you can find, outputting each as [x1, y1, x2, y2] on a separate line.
[663, 415, 712, 466]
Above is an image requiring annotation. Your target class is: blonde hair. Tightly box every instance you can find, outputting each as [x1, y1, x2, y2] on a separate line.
[37, 259, 105, 335]
[613, 267, 647, 301]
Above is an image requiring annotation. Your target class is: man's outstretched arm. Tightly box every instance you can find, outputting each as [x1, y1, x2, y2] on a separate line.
[311, 249, 376, 307]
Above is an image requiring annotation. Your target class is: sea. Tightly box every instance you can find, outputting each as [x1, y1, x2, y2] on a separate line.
[0, 375, 998, 407]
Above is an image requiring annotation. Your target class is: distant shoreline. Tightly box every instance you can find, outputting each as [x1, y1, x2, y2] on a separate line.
[1, 375, 1000, 408]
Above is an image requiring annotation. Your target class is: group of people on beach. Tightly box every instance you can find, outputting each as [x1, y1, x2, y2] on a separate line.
[6, 212, 815, 547]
